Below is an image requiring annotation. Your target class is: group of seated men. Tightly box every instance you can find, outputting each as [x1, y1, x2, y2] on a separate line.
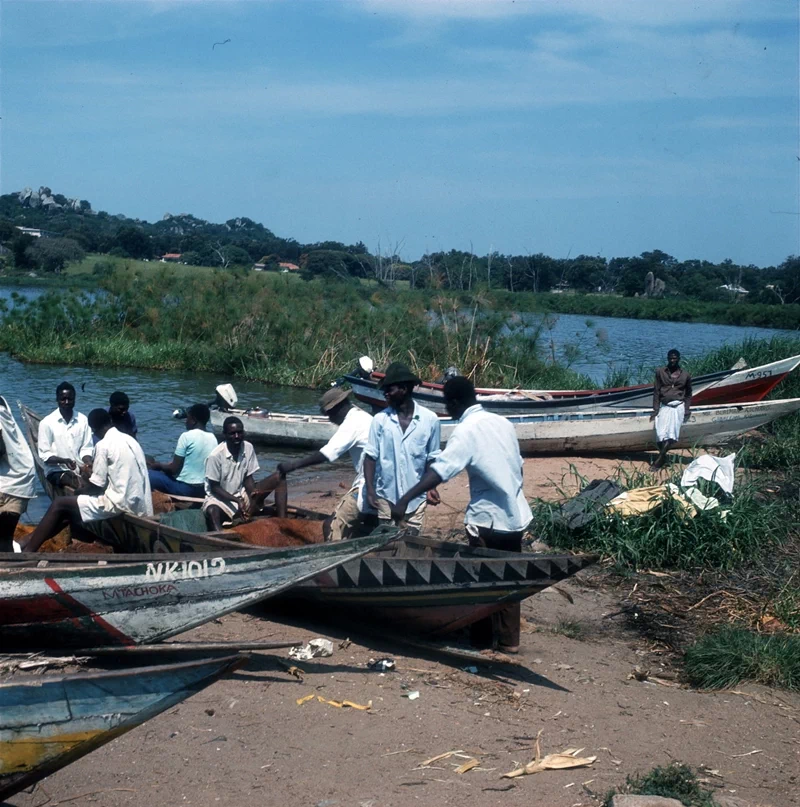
[20, 382, 286, 552]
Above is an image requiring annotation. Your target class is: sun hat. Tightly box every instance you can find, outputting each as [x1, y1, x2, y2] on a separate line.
[319, 386, 351, 413]
[379, 362, 421, 389]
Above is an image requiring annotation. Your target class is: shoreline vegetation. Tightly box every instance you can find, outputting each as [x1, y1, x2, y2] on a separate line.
[1, 254, 800, 329]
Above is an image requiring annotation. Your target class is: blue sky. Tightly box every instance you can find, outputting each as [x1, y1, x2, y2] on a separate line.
[2, 0, 798, 267]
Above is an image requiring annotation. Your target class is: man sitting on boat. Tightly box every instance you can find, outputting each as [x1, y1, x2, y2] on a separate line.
[0, 396, 36, 552]
[203, 416, 287, 530]
[37, 381, 94, 491]
[650, 349, 692, 470]
[23, 409, 153, 553]
[108, 390, 138, 440]
[363, 362, 441, 533]
[277, 387, 373, 541]
[389, 376, 532, 655]
[148, 403, 217, 498]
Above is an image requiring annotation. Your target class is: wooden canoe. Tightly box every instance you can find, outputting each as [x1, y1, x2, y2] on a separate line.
[0, 527, 398, 649]
[0, 655, 244, 800]
[345, 353, 800, 415]
[279, 535, 599, 636]
[211, 398, 800, 453]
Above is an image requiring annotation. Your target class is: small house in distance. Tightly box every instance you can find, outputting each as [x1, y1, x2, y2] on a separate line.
[161, 253, 182, 263]
[279, 261, 300, 273]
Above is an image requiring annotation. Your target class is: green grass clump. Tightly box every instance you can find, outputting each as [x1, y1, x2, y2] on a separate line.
[772, 587, 800, 631]
[532, 473, 788, 571]
[603, 763, 714, 807]
[549, 620, 584, 640]
[685, 628, 800, 690]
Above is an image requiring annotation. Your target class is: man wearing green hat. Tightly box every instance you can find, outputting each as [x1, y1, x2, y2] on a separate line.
[277, 387, 373, 540]
[363, 362, 441, 532]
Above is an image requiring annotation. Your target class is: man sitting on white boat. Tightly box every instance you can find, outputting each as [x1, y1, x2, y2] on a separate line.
[277, 387, 373, 541]
[23, 409, 153, 553]
[389, 376, 532, 654]
[650, 349, 693, 470]
[363, 362, 441, 533]
[203, 416, 286, 530]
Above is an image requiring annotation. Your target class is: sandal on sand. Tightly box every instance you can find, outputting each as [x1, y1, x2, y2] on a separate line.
[497, 645, 520, 655]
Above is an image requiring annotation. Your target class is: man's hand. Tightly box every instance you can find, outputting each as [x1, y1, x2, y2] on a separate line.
[649, 413, 656, 422]
[79, 462, 92, 479]
[426, 488, 441, 506]
[684, 411, 691, 423]
[389, 502, 406, 521]
[366, 490, 379, 511]
[64, 459, 77, 470]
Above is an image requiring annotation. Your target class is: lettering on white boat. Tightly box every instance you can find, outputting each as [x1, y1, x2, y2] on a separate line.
[145, 557, 227, 582]
[103, 583, 178, 600]
[744, 369, 772, 380]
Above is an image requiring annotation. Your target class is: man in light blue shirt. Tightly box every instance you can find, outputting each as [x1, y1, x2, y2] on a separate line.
[363, 362, 441, 533]
[147, 403, 218, 498]
[390, 376, 531, 653]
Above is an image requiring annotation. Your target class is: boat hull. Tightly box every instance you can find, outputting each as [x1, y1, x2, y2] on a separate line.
[211, 399, 800, 454]
[345, 354, 800, 415]
[0, 530, 396, 649]
[0, 656, 243, 800]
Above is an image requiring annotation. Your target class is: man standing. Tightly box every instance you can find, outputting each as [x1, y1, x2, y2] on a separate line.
[38, 382, 94, 490]
[148, 403, 217, 498]
[363, 362, 440, 532]
[23, 409, 153, 553]
[203, 416, 286, 530]
[0, 396, 36, 551]
[650, 349, 692, 470]
[278, 387, 372, 541]
[390, 376, 532, 654]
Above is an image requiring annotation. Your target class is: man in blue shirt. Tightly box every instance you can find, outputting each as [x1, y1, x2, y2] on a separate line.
[147, 403, 218, 498]
[363, 362, 441, 533]
[390, 376, 532, 654]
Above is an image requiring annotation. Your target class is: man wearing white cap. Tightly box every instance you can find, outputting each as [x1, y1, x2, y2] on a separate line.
[0, 396, 37, 551]
[278, 387, 373, 540]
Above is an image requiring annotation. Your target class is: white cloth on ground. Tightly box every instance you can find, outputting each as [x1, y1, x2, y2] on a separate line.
[0, 396, 36, 499]
[318, 406, 373, 509]
[431, 404, 532, 532]
[38, 408, 94, 473]
[655, 401, 684, 442]
[77, 426, 153, 523]
[680, 452, 736, 494]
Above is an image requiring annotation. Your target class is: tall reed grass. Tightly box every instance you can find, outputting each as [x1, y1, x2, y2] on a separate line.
[0, 266, 590, 390]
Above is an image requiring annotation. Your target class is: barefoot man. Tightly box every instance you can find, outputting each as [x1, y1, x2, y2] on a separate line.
[390, 376, 532, 654]
[650, 349, 692, 469]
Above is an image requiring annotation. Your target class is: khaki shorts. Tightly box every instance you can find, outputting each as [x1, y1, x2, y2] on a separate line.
[0, 492, 29, 516]
[329, 490, 363, 542]
[376, 498, 426, 534]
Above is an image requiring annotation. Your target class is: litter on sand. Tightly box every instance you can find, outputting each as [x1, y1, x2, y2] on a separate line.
[288, 638, 334, 661]
[405, 690, 420, 700]
[296, 693, 315, 706]
[455, 758, 480, 774]
[367, 658, 396, 672]
[502, 734, 596, 779]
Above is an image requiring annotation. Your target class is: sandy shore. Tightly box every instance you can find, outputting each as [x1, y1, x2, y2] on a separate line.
[6, 454, 797, 807]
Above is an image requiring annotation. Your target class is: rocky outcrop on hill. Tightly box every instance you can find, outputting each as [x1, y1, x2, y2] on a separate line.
[17, 186, 91, 213]
[644, 270, 666, 298]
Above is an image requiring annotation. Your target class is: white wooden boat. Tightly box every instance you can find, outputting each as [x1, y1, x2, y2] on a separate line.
[345, 354, 800, 415]
[212, 398, 800, 454]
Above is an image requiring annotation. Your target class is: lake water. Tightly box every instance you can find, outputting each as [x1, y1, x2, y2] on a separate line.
[516, 311, 797, 383]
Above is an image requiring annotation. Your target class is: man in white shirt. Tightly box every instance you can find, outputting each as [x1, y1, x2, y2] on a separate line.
[278, 387, 373, 541]
[23, 409, 153, 553]
[390, 376, 532, 654]
[363, 362, 441, 533]
[203, 416, 286, 530]
[0, 396, 36, 551]
[38, 381, 94, 490]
